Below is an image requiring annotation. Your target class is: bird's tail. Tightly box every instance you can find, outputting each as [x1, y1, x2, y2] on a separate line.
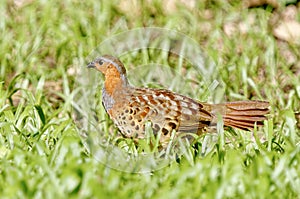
[212, 101, 270, 130]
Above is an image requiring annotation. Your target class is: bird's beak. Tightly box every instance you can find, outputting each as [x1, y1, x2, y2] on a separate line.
[87, 62, 96, 68]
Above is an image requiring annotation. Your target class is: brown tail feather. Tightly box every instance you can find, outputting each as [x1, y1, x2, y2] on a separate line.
[216, 101, 270, 130]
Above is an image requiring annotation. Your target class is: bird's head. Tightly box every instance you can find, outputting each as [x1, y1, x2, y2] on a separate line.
[87, 55, 127, 78]
[87, 55, 130, 94]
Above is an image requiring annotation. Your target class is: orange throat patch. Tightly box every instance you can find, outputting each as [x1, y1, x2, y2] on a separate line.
[103, 68, 124, 96]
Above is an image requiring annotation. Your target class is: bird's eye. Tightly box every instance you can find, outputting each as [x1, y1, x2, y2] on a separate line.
[98, 60, 104, 65]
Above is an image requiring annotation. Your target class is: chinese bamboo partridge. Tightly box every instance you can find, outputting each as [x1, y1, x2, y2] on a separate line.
[87, 55, 269, 145]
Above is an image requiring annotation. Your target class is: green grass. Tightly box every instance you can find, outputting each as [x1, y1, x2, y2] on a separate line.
[1, 0, 300, 198]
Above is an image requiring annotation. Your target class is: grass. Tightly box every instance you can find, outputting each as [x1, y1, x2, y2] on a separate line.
[1, 0, 300, 198]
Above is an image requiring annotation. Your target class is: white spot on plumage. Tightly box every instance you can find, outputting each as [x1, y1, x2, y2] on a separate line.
[135, 96, 140, 102]
[180, 101, 188, 107]
[190, 102, 199, 110]
[170, 100, 177, 106]
[142, 95, 148, 101]
[181, 108, 193, 115]
[158, 93, 165, 99]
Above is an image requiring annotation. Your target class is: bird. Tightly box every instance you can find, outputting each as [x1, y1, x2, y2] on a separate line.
[87, 55, 269, 146]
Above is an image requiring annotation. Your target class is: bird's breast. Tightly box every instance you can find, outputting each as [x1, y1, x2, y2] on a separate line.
[102, 87, 115, 112]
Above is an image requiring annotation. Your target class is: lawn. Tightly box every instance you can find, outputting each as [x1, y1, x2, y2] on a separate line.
[0, 0, 300, 198]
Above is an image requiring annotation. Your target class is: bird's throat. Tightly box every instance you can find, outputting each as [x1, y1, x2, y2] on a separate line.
[104, 76, 122, 96]
[102, 73, 130, 112]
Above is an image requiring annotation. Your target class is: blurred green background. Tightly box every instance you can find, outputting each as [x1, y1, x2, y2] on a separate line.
[0, 0, 300, 198]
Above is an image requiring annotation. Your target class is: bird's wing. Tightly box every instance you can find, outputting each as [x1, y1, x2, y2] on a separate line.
[130, 88, 213, 135]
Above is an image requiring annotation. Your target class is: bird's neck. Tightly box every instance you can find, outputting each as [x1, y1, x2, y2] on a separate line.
[104, 73, 129, 95]
[102, 73, 130, 111]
